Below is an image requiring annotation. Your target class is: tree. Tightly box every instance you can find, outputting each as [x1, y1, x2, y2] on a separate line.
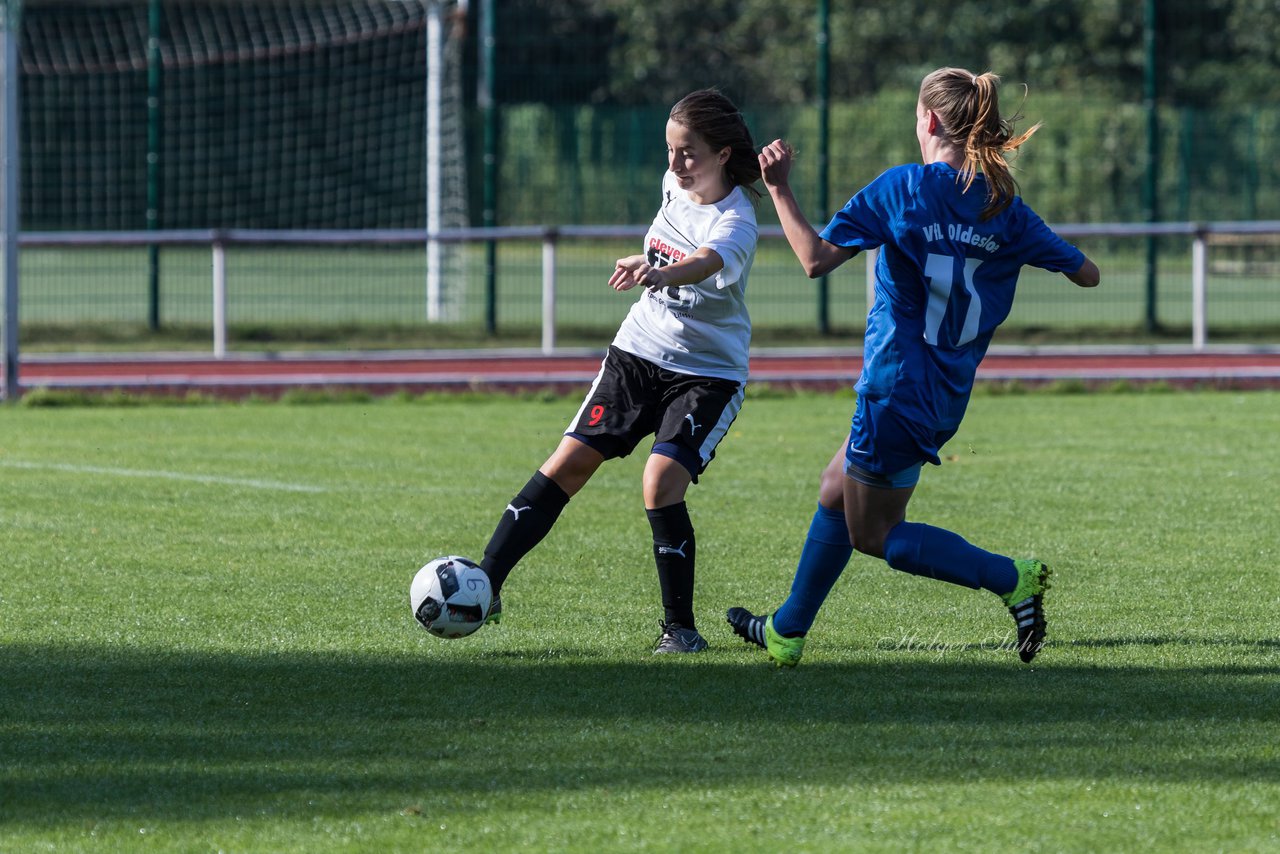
[489, 0, 1278, 109]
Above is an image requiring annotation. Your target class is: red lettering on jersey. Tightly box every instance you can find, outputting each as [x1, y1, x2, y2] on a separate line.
[647, 237, 686, 264]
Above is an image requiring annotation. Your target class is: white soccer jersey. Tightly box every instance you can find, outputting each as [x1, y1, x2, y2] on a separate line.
[611, 170, 758, 383]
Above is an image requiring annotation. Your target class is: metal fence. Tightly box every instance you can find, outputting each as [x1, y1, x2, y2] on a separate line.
[4, 0, 1280, 389]
[16, 221, 1280, 356]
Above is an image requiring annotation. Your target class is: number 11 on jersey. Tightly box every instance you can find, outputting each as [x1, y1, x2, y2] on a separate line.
[924, 253, 983, 347]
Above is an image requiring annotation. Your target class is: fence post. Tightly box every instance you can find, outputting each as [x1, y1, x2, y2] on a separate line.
[1142, 0, 1160, 333]
[479, 0, 498, 335]
[541, 228, 557, 355]
[1, 0, 20, 403]
[1191, 228, 1206, 351]
[814, 0, 830, 335]
[425, 1, 443, 322]
[146, 0, 162, 332]
[212, 238, 226, 359]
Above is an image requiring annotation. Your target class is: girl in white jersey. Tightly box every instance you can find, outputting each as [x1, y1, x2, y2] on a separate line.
[476, 89, 761, 654]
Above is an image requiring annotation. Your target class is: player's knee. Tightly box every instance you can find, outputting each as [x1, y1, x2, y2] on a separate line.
[643, 471, 686, 508]
[643, 452, 694, 507]
[851, 536, 885, 560]
[848, 521, 889, 559]
[541, 439, 604, 493]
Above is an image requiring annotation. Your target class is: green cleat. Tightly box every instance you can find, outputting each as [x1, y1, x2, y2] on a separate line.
[726, 607, 805, 667]
[1002, 559, 1051, 663]
[764, 614, 805, 667]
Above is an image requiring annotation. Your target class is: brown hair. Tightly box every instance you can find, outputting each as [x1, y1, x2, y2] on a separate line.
[919, 67, 1040, 220]
[669, 89, 762, 201]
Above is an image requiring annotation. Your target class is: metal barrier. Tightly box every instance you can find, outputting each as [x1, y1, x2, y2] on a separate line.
[13, 222, 1280, 358]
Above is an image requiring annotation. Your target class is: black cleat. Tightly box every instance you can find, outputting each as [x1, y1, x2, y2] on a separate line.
[653, 620, 708, 654]
[726, 607, 768, 650]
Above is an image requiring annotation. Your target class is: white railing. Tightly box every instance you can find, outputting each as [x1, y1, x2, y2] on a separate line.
[15, 221, 1280, 358]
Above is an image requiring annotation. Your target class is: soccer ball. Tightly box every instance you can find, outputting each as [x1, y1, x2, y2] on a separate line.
[410, 555, 492, 638]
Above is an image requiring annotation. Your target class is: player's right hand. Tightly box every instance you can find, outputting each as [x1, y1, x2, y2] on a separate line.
[758, 139, 795, 190]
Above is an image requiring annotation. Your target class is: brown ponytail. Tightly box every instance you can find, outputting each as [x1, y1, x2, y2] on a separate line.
[669, 89, 762, 202]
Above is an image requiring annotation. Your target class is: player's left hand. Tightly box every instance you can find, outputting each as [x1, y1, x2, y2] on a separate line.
[610, 255, 667, 291]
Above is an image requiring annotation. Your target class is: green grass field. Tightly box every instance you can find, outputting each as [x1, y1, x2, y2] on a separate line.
[2, 390, 1278, 851]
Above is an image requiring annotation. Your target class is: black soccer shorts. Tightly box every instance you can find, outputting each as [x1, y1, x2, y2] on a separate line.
[564, 346, 744, 479]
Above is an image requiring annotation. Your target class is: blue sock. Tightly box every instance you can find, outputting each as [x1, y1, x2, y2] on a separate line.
[772, 504, 854, 636]
[882, 521, 1016, 595]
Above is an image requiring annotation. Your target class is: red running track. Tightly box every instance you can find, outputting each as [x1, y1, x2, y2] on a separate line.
[18, 347, 1280, 397]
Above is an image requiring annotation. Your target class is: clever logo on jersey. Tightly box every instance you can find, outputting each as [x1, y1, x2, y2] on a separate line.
[647, 238, 693, 304]
[647, 238, 687, 268]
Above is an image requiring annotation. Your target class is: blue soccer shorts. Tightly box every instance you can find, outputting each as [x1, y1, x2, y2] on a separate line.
[844, 395, 954, 490]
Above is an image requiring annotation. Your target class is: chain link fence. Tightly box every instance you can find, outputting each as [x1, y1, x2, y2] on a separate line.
[3, 0, 1279, 349]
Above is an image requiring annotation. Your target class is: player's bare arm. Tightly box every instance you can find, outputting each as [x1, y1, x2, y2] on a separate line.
[759, 139, 855, 279]
[609, 247, 725, 292]
[1067, 256, 1101, 287]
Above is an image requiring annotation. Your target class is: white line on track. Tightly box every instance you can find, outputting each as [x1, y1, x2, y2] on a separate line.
[0, 460, 327, 493]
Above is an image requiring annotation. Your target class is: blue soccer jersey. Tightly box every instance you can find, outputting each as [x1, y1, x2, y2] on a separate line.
[821, 162, 1085, 436]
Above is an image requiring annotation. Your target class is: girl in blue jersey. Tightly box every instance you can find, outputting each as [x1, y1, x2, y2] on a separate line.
[728, 67, 1100, 666]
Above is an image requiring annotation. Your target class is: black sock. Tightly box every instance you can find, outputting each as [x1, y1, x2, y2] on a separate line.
[647, 502, 696, 630]
[480, 471, 570, 594]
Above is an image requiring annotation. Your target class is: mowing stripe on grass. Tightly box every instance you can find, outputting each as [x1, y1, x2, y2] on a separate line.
[0, 459, 328, 493]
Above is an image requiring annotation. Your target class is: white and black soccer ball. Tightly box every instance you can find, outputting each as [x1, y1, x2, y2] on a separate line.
[410, 556, 492, 638]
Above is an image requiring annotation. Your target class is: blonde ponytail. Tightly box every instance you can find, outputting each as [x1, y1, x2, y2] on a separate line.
[921, 68, 1040, 220]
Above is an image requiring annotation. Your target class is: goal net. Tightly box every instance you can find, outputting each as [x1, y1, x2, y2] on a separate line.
[17, 0, 468, 318]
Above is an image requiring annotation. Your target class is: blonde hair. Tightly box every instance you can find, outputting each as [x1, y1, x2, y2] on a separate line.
[919, 67, 1040, 220]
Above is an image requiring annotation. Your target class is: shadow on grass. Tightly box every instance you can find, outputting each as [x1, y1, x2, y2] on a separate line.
[2, 643, 1277, 823]
[878, 635, 1280, 653]
[1063, 636, 1280, 650]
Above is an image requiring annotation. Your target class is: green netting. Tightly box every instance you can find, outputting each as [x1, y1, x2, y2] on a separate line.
[19, 0, 465, 231]
[6, 0, 1280, 345]
[16, 0, 1280, 232]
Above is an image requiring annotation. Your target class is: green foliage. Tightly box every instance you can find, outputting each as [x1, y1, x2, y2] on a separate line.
[500, 0, 1279, 109]
[276, 388, 375, 406]
[490, 0, 1280, 224]
[1, 393, 1278, 850]
[19, 387, 218, 408]
[494, 94, 1280, 225]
